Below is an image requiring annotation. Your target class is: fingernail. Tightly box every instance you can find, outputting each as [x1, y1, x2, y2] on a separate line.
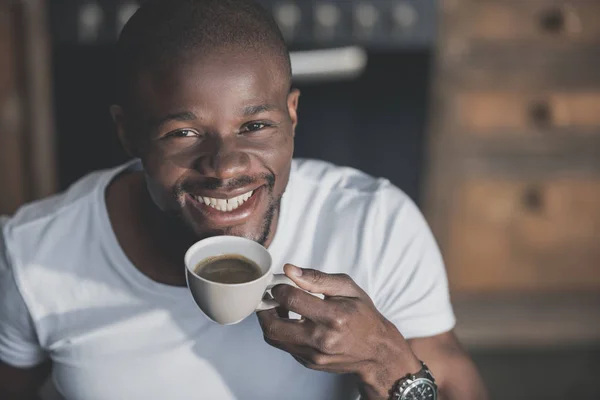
[287, 264, 303, 277]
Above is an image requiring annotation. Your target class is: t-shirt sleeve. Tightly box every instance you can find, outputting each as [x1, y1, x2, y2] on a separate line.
[370, 184, 456, 340]
[0, 216, 47, 368]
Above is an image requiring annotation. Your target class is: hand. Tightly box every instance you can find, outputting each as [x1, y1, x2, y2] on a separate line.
[256, 264, 422, 400]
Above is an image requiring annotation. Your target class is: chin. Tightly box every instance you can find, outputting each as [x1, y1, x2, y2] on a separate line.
[180, 217, 268, 245]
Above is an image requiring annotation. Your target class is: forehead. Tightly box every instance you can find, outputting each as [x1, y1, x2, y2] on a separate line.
[131, 49, 289, 118]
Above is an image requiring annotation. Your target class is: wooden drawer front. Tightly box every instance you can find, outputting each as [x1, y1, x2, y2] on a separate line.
[439, 48, 600, 89]
[443, 1, 600, 45]
[445, 91, 600, 134]
[445, 178, 600, 292]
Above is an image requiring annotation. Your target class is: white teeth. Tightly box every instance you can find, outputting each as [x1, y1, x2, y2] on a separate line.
[228, 198, 239, 209]
[197, 190, 254, 213]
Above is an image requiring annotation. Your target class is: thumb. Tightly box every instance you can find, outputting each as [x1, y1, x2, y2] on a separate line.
[283, 264, 359, 298]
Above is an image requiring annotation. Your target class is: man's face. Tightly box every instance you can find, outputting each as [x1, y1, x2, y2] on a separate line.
[114, 49, 299, 245]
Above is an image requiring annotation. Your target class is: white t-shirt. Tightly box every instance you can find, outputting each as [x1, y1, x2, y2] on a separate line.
[0, 159, 455, 400]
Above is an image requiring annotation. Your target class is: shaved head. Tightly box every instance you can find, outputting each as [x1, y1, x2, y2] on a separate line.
[116, 0, 292, 106]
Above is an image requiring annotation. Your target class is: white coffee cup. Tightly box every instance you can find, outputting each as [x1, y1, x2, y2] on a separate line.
[184, 235, 296, 325]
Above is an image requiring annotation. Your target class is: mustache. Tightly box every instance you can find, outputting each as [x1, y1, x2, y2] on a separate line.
[176, 173, 275, 195]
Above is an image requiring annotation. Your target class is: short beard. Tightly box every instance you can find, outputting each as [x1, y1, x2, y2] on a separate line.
[253, 191, 281, 246]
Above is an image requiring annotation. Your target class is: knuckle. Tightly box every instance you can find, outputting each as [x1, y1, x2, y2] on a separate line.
[331, 315, 348, 329]
[310, 353, 328, 366]
[336, 273, 351, 281]
[320, 334, 340, 354]
[312, 329, 339, 354]
[273, 286, 296, 309]
[284, 292, 298, 310]
[310, 270, 326, 285]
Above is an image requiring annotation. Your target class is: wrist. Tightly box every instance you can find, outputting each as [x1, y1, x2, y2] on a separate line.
[358, 338, 422, 399]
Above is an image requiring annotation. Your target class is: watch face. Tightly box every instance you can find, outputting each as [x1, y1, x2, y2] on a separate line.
[402, 379, 437, 400]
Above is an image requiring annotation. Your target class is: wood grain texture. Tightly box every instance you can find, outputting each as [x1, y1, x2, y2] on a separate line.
[445, 177, 600, 292]
[441, 90, 600, 134]
[424, 0, 600, 294]
[442, 0, 600, 44]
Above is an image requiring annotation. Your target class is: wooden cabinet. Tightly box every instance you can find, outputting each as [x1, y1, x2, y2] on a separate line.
[0, 0, 57, 215]
[446, 176, 600, 292]
[426, 0, 600, 294]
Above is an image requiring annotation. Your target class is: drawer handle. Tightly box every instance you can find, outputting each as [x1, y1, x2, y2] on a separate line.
[539, 8, 565, 34]
[528, 100, 553, 128]
[522, 186, 544, 212]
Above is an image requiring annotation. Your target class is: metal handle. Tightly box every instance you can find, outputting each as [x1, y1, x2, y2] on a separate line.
[522, 185, 544, 212]
[539, 8, 565, 34]
[290, 46, 368, 82]
[529, 100, 553, 128]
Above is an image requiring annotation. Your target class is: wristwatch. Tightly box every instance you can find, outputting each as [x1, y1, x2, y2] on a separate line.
[390, 361, 437, 400]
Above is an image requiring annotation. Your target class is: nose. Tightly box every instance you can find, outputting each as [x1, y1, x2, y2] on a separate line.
[195, 140, 251, 180]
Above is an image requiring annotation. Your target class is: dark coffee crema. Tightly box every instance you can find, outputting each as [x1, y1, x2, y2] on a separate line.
[195, 254, 263, 284]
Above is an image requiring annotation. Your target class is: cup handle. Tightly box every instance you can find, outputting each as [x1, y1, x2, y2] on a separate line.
[255, 274, 299, 312]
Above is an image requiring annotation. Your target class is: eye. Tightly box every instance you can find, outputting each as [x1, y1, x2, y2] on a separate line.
[165, 129, 198, 138]
[242, 122, 270, 133]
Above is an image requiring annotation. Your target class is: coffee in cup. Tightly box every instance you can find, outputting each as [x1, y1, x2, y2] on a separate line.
[195, 254, 263, 284]
[184, 236, 300, 325]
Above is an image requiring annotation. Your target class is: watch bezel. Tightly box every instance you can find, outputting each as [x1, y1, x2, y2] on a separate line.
[391, 361, 438, 400]
[400, 378, 437, 400]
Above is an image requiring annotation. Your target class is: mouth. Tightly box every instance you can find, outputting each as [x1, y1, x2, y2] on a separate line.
[185, 185, 265, 226]
[196, 189, 255, 212]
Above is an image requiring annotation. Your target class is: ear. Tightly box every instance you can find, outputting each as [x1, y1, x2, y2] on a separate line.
[287, 89, 300, 136]
[110, 104, 139, 158]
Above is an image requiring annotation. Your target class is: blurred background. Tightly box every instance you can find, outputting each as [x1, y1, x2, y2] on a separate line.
[1, 0, 599, 398]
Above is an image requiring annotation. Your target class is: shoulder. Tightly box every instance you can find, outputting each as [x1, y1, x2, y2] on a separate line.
[5, 170, 106, 233]
[291, 158, 391, 196]
[285, 159, 421, 255]
[289, 159, 415, 218]
[1, 165, 121, 266]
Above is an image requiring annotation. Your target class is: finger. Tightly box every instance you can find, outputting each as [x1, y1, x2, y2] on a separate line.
[289, 350, 358, 374]
[284, 264, 363, 298]
[271, 284, 332, 323]
[265, 341, 354, 373]
[256, 308, 311, 346]
[275, 306, 289, 319]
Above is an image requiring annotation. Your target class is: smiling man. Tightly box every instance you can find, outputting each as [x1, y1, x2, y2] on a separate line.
[0, 1, 488, 399]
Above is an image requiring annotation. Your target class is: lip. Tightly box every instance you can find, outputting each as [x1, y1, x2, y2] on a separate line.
[185, 185, 265, 227]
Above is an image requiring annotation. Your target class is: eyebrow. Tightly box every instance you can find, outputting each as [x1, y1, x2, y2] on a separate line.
[241, 104, 278, 117]
[149, 111, 198, 130]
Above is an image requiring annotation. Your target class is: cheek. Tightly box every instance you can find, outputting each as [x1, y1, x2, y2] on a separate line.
[266, 135, 294, 194]
[141, 155, 187, 209]
[262, 131, 294, 163]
